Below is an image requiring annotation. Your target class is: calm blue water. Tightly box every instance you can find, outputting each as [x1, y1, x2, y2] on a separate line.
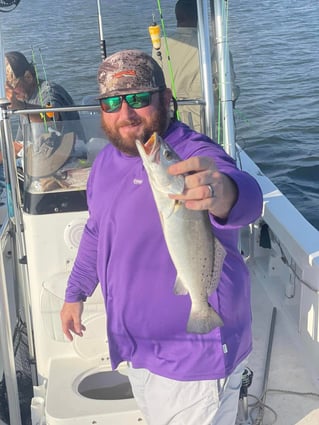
[1, 0, 318, 229]
[229, 0, 319, 230]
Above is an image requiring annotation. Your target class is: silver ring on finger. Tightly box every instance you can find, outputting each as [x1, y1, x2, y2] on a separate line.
[207, 184, 215, 198]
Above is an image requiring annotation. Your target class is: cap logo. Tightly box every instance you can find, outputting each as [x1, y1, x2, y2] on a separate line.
[113, 70, 136, 79]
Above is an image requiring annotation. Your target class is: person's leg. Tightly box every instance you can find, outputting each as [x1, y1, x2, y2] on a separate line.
[127, 365, 219, 425]
[211, 359, 247, 425]
[127, 359, 247, 425]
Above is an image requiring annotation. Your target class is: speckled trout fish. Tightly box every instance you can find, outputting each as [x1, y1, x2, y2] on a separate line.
[136, 133, 226, 334]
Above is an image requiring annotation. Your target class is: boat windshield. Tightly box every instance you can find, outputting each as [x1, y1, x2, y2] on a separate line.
[22, 114, 108, 195]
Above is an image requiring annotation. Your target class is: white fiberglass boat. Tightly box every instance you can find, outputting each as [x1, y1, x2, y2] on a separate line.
[0, 1, 318, 424]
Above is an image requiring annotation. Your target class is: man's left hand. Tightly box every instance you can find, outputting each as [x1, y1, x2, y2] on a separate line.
[168, 156, 238, 220]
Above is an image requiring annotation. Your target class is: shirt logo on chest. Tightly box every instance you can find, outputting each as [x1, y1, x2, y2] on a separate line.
[133, 178, 143, 185]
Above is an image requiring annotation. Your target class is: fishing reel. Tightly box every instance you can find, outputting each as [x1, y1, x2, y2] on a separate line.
[0, 0, 21, 12]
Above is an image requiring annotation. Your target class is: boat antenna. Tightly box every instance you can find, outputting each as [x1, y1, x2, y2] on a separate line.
[0, 0, 21, 12]
[96, 0, 107, 60]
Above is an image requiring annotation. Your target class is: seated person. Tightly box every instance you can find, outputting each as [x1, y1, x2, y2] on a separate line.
[1, 51, 85, 197]
[152, 0, 239, 134]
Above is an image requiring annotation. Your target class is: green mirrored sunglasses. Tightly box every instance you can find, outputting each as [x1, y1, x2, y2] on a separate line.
[100, 91, 156, 113]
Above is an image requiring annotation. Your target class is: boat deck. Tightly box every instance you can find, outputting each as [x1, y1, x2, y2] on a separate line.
[243, 261, 319, 425]
[2, 252, 319, 425]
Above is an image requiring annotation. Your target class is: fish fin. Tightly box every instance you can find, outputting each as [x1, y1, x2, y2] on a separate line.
[173, 276, 188, 295]
[158, 199, 177, 219]
[187, 303, 224, 334]
[207, 237, 227, 296]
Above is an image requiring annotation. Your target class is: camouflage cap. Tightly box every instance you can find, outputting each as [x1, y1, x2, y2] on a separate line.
[5, 58, 20, 89]
[5, 51, 32, 88]
[97, 49, 166, 99]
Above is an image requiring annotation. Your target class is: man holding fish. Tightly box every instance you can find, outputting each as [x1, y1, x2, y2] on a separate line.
[60, 49, 263, 424]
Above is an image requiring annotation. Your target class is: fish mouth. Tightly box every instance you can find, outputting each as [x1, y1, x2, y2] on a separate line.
[142, 132, 159, 156]
[136, 132, 160, 163]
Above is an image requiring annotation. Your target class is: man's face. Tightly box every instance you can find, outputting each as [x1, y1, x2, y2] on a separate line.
[100, 89, 171, 156]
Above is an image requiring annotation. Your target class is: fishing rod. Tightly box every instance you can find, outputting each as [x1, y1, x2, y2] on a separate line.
[30, 47, 57, 132]
[152, 0, 180, 120]
[31, 46, 50, 131]
[153, 1, 179, 100]
[96, 0, 107, 60]
[38, 47, 56, 124]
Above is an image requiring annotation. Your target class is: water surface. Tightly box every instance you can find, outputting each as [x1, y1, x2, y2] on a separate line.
[1, 0, 318, 228]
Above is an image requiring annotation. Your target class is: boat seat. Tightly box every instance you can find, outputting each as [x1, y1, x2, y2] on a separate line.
[44, 313, 144, 424]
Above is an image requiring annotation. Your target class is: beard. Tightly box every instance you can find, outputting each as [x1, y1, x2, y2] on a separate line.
[101, 99, 169, 156]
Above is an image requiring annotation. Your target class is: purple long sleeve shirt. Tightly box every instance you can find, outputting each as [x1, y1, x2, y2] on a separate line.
[65, 121, 263, 381]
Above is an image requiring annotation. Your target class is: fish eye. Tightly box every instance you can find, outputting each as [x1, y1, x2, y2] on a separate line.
[163, 149, 173, 160]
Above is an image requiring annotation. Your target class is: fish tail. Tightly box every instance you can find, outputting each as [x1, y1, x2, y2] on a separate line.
[187, 303, 224, 334]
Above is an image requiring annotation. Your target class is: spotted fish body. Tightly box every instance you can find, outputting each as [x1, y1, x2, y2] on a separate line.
[136, 133, 226, 334]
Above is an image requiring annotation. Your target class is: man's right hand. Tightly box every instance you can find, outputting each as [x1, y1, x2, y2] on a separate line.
[5, 85, 20, 109]
[60, 301, 86, 341]
[0, 141, 24, 164]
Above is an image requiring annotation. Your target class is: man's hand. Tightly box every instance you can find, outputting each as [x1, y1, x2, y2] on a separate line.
[60, 301, 86, 341]
[0, 141, 23, 164]
[168, 156, 238, 220]
[5, 85, 23, 110]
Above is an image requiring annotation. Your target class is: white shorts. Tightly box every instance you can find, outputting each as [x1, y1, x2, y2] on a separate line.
[126, 359, 247, 425]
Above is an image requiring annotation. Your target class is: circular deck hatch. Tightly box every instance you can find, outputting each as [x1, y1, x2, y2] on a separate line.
[77, 370, 134, 400]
